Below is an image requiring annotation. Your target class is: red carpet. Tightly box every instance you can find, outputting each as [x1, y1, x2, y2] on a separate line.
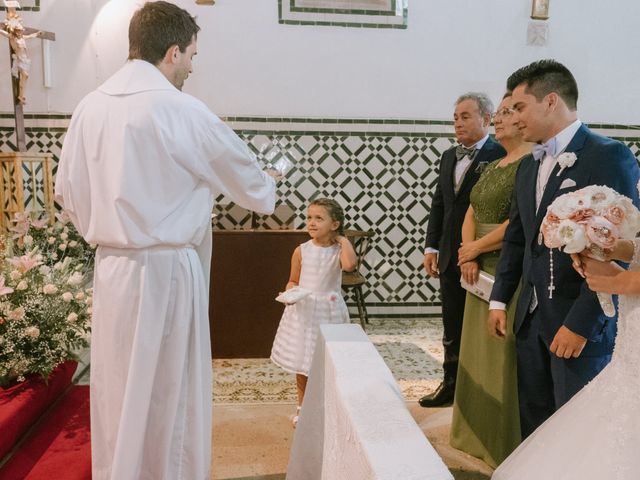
[0, 361, 77, 460]
[0, 386, 91, 480]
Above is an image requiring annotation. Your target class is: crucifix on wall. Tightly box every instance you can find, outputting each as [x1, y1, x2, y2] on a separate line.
[0, 0, 55, 152]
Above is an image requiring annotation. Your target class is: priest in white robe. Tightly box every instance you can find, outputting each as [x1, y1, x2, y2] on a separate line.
[54, 3, 276, 479]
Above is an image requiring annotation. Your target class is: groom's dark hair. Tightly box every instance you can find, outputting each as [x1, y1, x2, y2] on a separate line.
[507, 59, 578, 111]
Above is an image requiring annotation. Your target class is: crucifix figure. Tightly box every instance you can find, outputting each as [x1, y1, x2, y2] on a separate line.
[0, 0, 55, 151]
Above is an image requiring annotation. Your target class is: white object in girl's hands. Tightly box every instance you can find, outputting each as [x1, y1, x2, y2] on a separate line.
[276, 287, 311, 304]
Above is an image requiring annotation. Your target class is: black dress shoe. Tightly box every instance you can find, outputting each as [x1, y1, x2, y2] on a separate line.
[418, 381, 455, 407]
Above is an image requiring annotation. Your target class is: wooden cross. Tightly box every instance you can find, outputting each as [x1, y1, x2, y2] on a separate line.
[0, 3, 55, 152]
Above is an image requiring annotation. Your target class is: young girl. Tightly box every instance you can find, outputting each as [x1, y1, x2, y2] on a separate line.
[270, 198, 357, 425]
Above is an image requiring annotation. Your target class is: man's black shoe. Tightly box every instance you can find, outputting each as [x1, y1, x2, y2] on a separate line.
[418, 381, 455, 407]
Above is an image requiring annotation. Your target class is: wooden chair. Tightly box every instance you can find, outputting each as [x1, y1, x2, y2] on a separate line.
[341, 230, 374, 330]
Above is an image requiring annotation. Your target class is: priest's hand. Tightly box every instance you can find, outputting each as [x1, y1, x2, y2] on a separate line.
[550, 325, 587, 359]
[487, 309, 507, 339]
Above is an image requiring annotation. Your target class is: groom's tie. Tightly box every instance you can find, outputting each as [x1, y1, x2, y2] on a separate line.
[532, 138, 558, 161]
[534, 138, 559, 210]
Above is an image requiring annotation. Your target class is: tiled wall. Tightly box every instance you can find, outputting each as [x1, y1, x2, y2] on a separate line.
[2, 113, 640, 316]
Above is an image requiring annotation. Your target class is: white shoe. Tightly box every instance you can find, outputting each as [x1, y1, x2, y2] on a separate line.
[291, 406, 301, 427]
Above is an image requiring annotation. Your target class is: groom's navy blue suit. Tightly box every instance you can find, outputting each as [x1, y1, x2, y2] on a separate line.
[491, 124, 640, 438]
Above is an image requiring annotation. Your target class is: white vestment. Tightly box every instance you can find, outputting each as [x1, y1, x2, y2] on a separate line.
[55, 60, 275, 480]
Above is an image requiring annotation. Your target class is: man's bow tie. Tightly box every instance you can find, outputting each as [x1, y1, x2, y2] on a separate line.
[455, 145, 477, 161]
[532, 138, 558, 161]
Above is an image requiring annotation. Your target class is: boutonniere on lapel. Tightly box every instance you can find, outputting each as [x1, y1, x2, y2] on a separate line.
[556, 152, 577, 176]
[475, 161, 489, 174]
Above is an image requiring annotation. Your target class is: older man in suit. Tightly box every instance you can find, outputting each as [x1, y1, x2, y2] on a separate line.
[489, 59, 640, 438]
[420, 93, 506, 407]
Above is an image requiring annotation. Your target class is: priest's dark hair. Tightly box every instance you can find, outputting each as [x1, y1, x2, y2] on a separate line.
[310, 198, 346, 235]
[128, 1, 200, 65]
[507, 59, 578, 110]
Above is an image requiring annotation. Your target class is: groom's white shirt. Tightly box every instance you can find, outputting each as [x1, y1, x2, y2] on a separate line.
[489, 119, 582, 312]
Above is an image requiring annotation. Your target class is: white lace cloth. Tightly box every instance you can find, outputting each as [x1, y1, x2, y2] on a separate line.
[287, 324, 453, 480]
[493, 239, 640, 480]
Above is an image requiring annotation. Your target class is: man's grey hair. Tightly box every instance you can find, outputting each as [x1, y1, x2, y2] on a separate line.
[455, 92, 494, 117]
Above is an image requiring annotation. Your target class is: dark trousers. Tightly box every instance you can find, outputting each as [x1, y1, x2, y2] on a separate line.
[438, 262, 467, 384]
[516, 308, 611, 439]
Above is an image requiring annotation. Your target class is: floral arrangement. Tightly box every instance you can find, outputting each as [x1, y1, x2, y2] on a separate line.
[0, 212, 95, 387]
[541, 185, 640, 316]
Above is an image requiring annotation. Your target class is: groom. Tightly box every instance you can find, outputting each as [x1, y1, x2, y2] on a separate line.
[488, 59, 640, 438]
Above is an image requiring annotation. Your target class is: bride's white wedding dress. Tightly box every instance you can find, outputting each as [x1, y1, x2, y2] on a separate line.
[493, 240, 640, 480]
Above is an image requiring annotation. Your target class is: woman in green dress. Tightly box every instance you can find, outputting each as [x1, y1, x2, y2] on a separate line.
[449, 94, 531, 468]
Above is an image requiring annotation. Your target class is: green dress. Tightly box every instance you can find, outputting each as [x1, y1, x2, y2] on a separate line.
[450, 157, 523, 468]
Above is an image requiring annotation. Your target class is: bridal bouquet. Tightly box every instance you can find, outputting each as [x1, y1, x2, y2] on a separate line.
[541, 185, 640, 316]
[0, 212, 95, 387]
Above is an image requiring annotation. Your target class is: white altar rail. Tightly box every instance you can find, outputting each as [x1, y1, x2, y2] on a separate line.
[287, 324, 453, 480]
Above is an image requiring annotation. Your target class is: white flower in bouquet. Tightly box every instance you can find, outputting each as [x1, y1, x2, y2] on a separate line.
[59, 243, 67, 251]
[60, 232, 68, 241]
[9, 270, 21, 281]
[585, 185, 617, 210]
[38, 265, 51, 276]
[62, 292, 73, 302]
[67, 271, 84, 286]
[75, 292, 85, 301]
[53, 262, 64, 271]
[47, 236, 56, 245]
[85, 296, 92, 306]
[23, 235, 33, 246]
[16, 280, 28, 291]
[547, 192, 591, 219]
[69, 240, 78, 248]
[25, 326, 40, 338]
[9, 307, 26, 321]
[67, 312, 78, 323]
[43, 284, 58, 295]
[556, 219, 588, 253]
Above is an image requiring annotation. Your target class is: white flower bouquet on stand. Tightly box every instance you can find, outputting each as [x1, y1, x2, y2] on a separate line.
[0, 213, 95, 387]
[541, 185, 640, 316]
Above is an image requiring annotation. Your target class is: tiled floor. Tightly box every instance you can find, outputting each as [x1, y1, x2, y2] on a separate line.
[211, 402, 492, 480]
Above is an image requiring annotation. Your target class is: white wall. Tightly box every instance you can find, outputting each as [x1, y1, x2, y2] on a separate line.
[2, 0, 640, 123]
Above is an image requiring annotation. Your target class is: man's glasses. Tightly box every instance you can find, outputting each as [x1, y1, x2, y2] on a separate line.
[492, 108, 515, 120]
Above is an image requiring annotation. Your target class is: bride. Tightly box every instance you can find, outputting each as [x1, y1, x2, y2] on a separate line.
[493, 238, 640, 479]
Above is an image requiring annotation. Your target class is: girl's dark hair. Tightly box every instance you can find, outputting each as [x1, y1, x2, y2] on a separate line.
[128, 1, 200, 65]
[310, 198, 345, 235]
